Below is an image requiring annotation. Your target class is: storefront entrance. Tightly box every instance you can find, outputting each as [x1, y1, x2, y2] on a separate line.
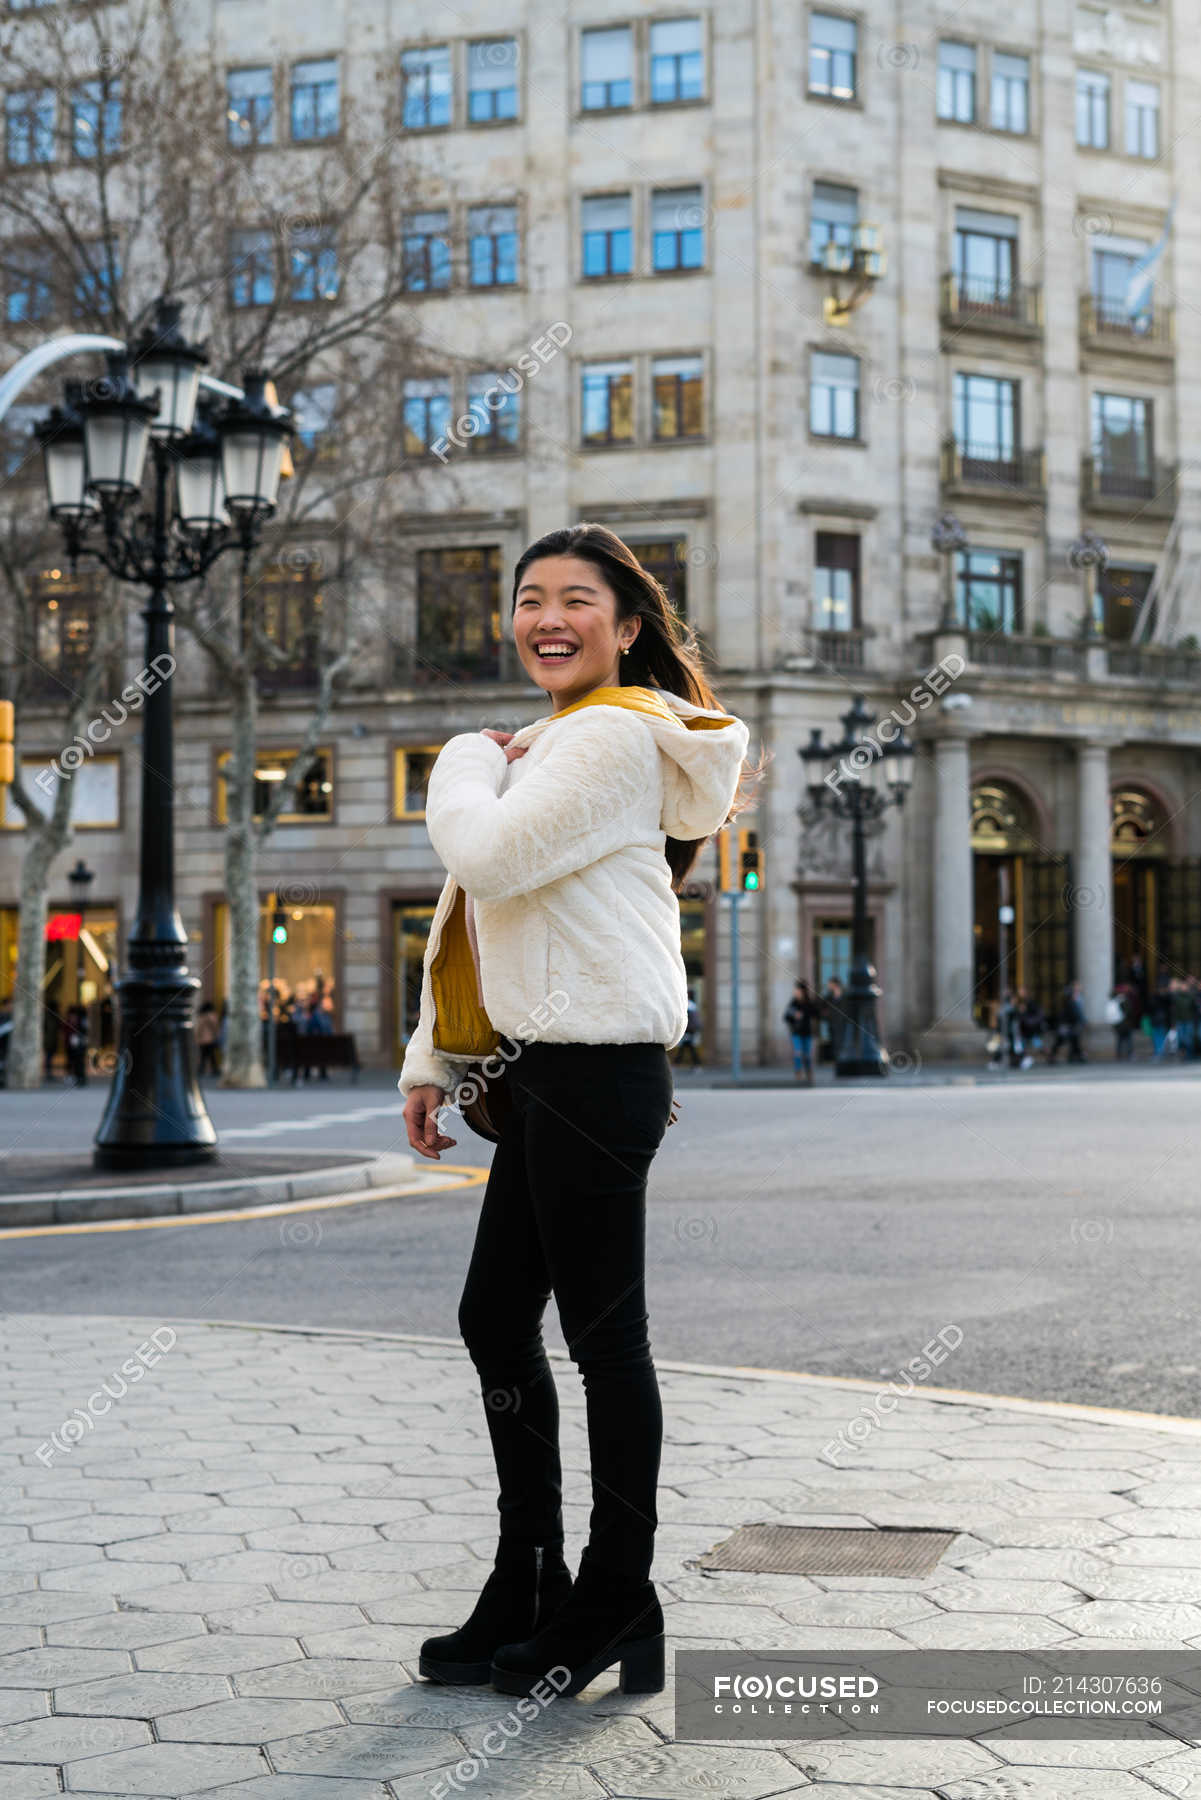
[391, 901, 437, 1067]
[211, 898, 339, 1025]
[0, 905, 119, 1074]
[971, 782, 1073, 1024]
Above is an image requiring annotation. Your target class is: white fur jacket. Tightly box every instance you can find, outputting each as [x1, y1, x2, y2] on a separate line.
[397, 689, 750, 1098]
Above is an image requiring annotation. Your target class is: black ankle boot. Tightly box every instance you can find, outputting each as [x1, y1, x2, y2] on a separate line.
[490, 1553, 664, 1699]
[419, 1541, 573, 1685]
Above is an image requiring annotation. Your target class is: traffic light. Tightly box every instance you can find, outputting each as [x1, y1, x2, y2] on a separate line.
[738, 828, 764, 893]
[0, 700, 11, 786]
[271, 907, 288, 945]
[717, 827, 734, 893]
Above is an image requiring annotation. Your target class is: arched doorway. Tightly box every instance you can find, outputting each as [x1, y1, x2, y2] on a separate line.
[971, 779, 1072, 1024]
[1111, 786, 1166, 999]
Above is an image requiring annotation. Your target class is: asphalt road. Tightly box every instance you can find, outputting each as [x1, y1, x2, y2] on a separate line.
[2, 1067, 1199, 1418]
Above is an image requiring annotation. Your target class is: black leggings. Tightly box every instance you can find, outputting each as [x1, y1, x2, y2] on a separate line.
[457, 1040, 673, 1585]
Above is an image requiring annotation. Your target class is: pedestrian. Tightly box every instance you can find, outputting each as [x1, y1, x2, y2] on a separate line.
[672, 987, 701, 1067]
[399, 522, 757, 1701]
[1149, 971, 1172, 1058]
[784, 979, 819, 1083]
[1016, 987, 1042, 1067]
[64, 1003, 88, 1086]
[1172, 976, 1195, 1061]
[42, 1004, 58, 1081]
[821, 974, 846, 1063]
[1108, 982, 1135, 1060]
[1047, 979, 1086, 1064]
[196, 1000, 221, 1078]
[997, 988, 1025, 1069]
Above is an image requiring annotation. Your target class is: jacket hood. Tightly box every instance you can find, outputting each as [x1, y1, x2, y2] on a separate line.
[511, 684, 750, 840]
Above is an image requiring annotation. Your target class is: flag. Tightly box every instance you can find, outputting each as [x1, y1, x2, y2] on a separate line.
[1125, 193, 1176, 320]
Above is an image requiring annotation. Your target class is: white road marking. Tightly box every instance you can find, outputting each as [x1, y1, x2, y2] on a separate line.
[220, 1104, 402, 1140]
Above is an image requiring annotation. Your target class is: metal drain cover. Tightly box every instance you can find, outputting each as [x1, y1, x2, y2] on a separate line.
[695, 1523, 956, 1578]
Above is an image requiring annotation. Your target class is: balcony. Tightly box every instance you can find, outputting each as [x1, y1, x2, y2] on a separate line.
[776, 627, 875, 672]
[940, 273, 1042, 338]
[1082, 456, 1177, 519]
[941, 437, 1045, 502]
[1107, 642, 1201, 685]
[1080, 295, 1174, 359]
[965, 631, 1087, 676]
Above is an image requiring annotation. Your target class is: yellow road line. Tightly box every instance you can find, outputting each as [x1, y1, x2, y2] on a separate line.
[0, 1166, 486, 1240]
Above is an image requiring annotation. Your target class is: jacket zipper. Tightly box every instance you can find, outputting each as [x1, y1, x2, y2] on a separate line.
[533, 1543, 543, 1624]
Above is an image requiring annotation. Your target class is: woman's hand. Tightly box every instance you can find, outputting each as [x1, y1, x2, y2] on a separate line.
[404, 1085, 456, 1159]
[480, 728, 528, 764]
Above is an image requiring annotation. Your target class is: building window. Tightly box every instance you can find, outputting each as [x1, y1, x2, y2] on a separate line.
[402, 378, 452, 455]
[626, 539, 688, 616]
[415, 546, 503, 683]
[73, 243, 119, 319]
[1091, 392, 1152, 487]
[814, 532, 860, 630]
[289, 383, 337, 451]
[1125, 79, 1159, 157]
[468, 39, 519, 121]
[937, 42, 976, 123]
[581, 193, 632, 278]
[468, 204, 519, 286]
[652, 186, 704, 271]
[1092, 245, 1145, 329]
[1076, 70, 1109, 148]
[581, 25, 632, 110]
[231, 228, 276, 308]
[256, 555, 324, 687]
[649, 18, 704, 103]
[1100, 566, 1155, 641]
[3, 754, 120, 829]
[810, 181, 858, 268]
[952, 208, 1018, 307]
[216, 749, 334, 823]
[652, 356, 704, 440]
[393, 746, 442, 819]
[953, 371, 1019, 470]
[5, 245, 53, 324]
[954, 548, 1023, 632]
[6, 89, 56, 165]
[227, 68, 274, 147]
[991, 51, 1029, 133]
[808, 13, 857, 101]
[403, 210, 452, 291]
[465, 371, 521, 451]
[581, 360, 634, 445]
[290, 226, 338, 302]
[402, 45, 452, 129]
[290, 58, 339, 141]
[810, 350, 860, 438]
[29, 568, 105, 698]
[71, 79, 121, 158]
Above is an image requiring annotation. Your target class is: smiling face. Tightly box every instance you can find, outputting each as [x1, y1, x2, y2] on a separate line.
[513, 553, 641, 711]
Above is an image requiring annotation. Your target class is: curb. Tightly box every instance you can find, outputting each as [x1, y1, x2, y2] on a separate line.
[0, 1152, 419, 1228]
[132, 1316, 1201, 1441]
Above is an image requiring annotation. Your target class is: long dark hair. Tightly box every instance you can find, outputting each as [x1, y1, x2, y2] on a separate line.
[511, 523, 769, 890]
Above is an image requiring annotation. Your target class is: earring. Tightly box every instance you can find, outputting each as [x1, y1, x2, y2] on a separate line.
[621, 644, 630, 655]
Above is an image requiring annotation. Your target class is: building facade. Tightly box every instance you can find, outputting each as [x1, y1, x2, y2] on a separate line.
[3, 0, 1199, 1069]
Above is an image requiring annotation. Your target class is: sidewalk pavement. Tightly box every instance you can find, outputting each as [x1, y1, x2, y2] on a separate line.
[5, 1315, 1201, 1798]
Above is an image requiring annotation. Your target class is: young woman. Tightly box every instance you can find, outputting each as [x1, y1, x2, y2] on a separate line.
[399, 523, 763, 1701]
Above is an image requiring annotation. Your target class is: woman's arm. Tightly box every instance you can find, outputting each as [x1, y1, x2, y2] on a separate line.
[424, 707, 657, 903]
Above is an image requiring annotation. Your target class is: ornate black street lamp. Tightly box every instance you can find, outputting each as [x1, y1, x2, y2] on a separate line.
[34, 296, 293, 1168]
[800, 694, 914, 1076]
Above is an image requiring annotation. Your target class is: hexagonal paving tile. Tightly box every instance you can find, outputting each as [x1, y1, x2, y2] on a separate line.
[135, 1634, 304, 1675]
[0, 1647, 130, 1689]
[47, 1611, 209, 1651]
[0, 1712, 149, 1762]
[1051, 1600, 1201, 1641]
[0, 1764, 61, 1799]
[267, 1722, 461, 1779]
[199, 1779, 393, 1800]
[939, 1770, 1163, 1797]
[594, 1743, 808, 1799]
[61, 1738, 268, 1792]
[786, 1735, 1001, 1786]
[385, 1768, 613, 1799]
[158, 1694, 344, 1741]
[234, 1657, 414, 1699]
[52, 1670, 230, 1715]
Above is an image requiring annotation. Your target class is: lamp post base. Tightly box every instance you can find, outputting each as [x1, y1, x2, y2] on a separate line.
[93, 967, 218, 1170]
[834, 961, 888, 1078]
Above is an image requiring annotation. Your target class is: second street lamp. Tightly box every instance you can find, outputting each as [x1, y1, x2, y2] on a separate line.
[800, 695, 914, 1076]
[33, 296, 293, 1168]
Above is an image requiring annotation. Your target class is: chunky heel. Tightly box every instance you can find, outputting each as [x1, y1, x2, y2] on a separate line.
[619, 1631, 665, 1694]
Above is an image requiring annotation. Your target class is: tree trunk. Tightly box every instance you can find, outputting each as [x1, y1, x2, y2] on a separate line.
[6, 823, 64, 1088]
[219, 676, 266, 1088]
